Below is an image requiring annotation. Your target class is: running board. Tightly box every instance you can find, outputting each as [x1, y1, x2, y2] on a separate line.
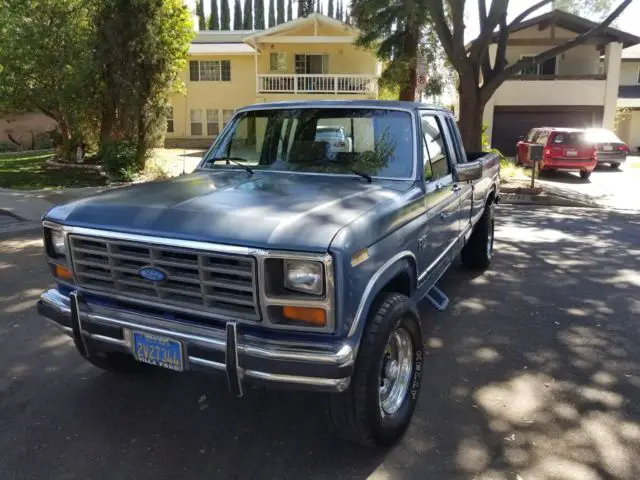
[426, 285, 449, 311]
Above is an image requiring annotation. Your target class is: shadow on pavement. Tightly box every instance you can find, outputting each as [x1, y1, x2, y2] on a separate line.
[1, 206, 640, 479]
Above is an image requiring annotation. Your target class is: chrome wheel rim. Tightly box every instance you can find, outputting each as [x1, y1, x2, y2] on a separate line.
[487, 219, 494, 259]
[379, 327, 413, 416]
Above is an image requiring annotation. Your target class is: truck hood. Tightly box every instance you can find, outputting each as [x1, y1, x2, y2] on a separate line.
[45, 171, 410, 252]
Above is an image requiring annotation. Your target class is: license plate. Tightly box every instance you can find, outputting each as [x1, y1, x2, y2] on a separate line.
[565, 150, 578, 157]
[603, 145, 613, 151]
[133, 331, 184, 371]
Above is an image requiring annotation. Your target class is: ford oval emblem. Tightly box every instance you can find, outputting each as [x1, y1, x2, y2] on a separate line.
[138, 266, 167, 282]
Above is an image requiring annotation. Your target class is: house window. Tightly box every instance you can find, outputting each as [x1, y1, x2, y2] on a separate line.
[189, 60, 231, 82]
[222, 109, 234, 128]
[190, 109, 202, 136]
[166, 106, 174, 133]
[270, 52, 287, 72]
[520, 56, 556, 77]
[295, 54, 329, 74]
[206, 109, 219, 136]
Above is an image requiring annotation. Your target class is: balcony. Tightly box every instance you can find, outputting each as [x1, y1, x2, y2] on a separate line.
[257, 74, 378, 95]
[494, 76, 607, 107]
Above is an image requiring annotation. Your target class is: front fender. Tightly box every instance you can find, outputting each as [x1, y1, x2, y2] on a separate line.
[347, 253, 417, 341]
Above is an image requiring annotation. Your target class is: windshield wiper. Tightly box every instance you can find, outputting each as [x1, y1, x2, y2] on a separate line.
[207, 157, 254, 175]
[351, 169, 372, 183]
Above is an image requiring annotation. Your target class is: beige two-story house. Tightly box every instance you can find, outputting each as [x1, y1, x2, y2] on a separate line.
[167, 14, 380, 147]
[616, 44, 640, 152]
[482, 10, 639, 155]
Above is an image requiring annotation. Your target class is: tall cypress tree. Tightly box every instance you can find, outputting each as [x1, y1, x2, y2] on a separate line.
[196, 0, 207, 29]
[276, 0, 285, 24]
[233, 0, 243, 29]
[221, 0, 231, 28]
[298, 0, 313, 17]
[268, 0, 276, 26]
[344, 5, 350, 24]
[327, 0, 333, 18]
[254, 0, 265, 28]
[209, 0, 220, 29]
[336, 0, 342, 21]
[287, 0, 292, 21]
[243, 0, 253, 28]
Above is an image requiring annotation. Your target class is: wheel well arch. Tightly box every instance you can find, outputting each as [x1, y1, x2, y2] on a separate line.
[486, 187, 496, 206]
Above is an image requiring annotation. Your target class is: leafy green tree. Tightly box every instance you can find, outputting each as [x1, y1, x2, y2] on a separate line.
[327, 0, 334, 18]
[351, 0, 437, 101]
[287, 0, 293, 21]
[268, 0, 276, 26]
[243, 0, 253, 28]
[277, 0, 285, 24]
[209, 0, 220, 29]
[233, 0, 243, 29]
[0, 0, 100, 161]
[255, 0, 265, 28]
[196, 0, 206, 29]
[298, 0, 313, 17]
[221, 0, 231, 28]
[95, 0, 193, 167]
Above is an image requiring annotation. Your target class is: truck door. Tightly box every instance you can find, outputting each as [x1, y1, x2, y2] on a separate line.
[418, 113, 461, 281]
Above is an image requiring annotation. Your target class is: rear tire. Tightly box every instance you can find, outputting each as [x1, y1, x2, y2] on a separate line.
[326, 292, 423, 447]
[580, 170, 592, 179]
[461, 202, 494, 271]
[610, 163, 620, 169]
[85, 351, 151, 374]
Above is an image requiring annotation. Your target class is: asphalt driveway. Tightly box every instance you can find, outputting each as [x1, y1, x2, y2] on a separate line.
[1, 205, 639, 479]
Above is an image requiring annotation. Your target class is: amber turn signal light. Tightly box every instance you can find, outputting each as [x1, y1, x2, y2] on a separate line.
[54, 264, 73, 281]
[282, 306, 326, 327]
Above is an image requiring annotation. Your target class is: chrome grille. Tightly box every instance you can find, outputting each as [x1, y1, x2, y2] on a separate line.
[69, 235, 259, 321]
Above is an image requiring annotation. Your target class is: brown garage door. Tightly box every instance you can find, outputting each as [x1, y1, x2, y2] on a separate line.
[492, 106, 603, 156]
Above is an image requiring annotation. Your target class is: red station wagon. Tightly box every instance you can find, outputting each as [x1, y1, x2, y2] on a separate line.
[516, 127, 597, 179]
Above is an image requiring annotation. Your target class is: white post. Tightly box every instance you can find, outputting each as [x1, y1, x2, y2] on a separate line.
[253, 40, 259, 94]
[294, 75, 298, 94]
[603, 42, 622, 130]
[334, 75, 338, 95]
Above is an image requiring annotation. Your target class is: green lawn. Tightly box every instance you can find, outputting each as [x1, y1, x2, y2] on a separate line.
[0, 151, 107, 190]
[629, 157, 640, 169]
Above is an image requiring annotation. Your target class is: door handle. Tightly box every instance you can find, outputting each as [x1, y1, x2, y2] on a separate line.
[440, 212, 454, 220]
[452, 184, 461, 192]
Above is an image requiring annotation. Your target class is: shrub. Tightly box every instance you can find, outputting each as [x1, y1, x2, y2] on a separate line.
[97, 140, 141, 182]
[33, 131, 55, 150]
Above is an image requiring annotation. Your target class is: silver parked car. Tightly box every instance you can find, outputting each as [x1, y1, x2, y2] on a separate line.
[584, 128, 629, 169]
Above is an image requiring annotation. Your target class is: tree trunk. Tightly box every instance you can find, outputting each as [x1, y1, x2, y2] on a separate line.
[57, 119, 75, 162]
[398, 27, 419, 101]
[457, 84, 485, 152]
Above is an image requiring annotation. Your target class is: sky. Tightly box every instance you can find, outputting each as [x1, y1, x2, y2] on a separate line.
[186, 0, 640, 39]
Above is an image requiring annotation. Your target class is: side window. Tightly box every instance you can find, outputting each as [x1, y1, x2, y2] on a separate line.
[444, 116, 465, 163]
[536, 130, 549, 145]
[421, 115, 451, 181]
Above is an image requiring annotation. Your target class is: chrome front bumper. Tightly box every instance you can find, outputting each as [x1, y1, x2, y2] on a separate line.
[38, 289, 354, 394]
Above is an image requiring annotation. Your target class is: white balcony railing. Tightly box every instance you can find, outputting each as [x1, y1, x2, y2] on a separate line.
[257, 74, 377, 95]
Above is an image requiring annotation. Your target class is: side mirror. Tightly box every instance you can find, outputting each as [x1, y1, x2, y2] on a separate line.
[518, 135, 525, 141]
[455, 160, 483, 182]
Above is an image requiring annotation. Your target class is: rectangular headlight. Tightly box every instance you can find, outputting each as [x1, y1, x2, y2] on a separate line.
[284, 260, 324, 295]
[51, 229, 66, 256]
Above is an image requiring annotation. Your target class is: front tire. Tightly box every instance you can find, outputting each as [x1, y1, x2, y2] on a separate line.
[461, 202, 494, 270]
[327, 293, 423, 447]
[610, 162, 620, 169]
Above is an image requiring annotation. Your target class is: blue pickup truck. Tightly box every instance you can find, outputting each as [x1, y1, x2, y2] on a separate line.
[38, 100, 499, 446]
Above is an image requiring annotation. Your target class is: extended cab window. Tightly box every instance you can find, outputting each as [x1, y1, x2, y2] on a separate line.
[421, 115, 451, 180]
[202, 108, 414, 178]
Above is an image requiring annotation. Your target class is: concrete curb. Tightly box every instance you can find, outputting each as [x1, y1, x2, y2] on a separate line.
[0, 148, 54, 158]
[500, 193, 601, 208]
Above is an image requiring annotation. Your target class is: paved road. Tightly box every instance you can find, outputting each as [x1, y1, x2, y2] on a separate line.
[1, 206, 640, 480]
[537, 158, 640, 210]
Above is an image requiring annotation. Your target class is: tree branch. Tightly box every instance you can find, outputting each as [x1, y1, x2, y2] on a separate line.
[484, 0, 632, 99]
[478, 0, 487, 24]
[469, 0, 508, 63]
[425, 0, 456, 65]
[447, 0, 466, 57]
[492, 13, 509, 79]
[508, 0, 552, 29]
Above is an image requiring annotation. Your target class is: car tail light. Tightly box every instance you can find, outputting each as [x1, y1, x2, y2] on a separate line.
[543, 148, 551, 158]
[618, 145, 628, 152]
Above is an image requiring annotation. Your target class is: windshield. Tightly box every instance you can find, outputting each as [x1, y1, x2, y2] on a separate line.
[201, 108, 414, 178]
